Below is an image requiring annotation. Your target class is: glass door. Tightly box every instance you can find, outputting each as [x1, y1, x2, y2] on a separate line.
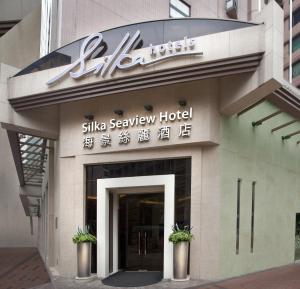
[119, 193, 164, 271]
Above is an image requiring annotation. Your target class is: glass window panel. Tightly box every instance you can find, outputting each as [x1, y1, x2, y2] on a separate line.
[293, 8, 300, 26]
[293, 35, 300, 52]
[293, 61, 300, 77]
[170, 7, 186, 18]
[170, 0, 190, 17]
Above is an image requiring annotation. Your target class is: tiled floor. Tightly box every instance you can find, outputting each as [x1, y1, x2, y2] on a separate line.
[0, 248, 52, 289]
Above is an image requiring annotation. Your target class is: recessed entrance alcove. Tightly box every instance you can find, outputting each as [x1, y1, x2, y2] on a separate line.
[85, 158, 191, 284]
[97, 175, 175, 280]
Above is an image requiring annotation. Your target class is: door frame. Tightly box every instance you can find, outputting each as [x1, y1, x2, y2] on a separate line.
[97, 175, 175, 279]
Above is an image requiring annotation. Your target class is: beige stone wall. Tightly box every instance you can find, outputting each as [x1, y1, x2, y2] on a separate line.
[53, 78, 221, 279]
[55, 145, 221, 279]
[0, 124, 39, 247]
[0, 6, 41, 69]
[0, 62, 59, 251]
[57, 0, 252, 47]
[0, 0, 41, 21]
[59, 80, 220, 158]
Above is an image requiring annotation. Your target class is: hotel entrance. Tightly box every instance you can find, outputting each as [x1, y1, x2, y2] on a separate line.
[85, 158, 191, 278]
[119, 193, 164, 271]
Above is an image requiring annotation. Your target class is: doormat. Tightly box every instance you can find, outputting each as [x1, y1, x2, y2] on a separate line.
[102, 271, 163, 287]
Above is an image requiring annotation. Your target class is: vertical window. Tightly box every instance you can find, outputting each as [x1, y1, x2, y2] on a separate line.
[170, 0, 191, 18]
[292, 35, 300, 52]
[251, 181, 256, 253]
[292, 60, 300, 78]
[40, 0, 53, 57]
[293, 7, 300, 27]
[236, 179, 241, 254]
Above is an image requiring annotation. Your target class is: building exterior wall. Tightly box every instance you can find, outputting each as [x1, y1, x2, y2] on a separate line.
[0, 6, 41, 69]
[220, 101, 300, 278]
[57, 0, 255, 47]
[1, 0, 300, 283]
[52, 79, 221, 279]
[0, 62, 59, 249]
[0, 63, 39, 247]
[0, 126, 39, 247]
[0, 0, 41, 22]
[283, 0, 300, 87]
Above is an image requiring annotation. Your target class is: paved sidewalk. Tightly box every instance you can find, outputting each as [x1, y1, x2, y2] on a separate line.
[0, 247, 52, 289]
[194, 264, 300, 289]
[52, 264, 300, 289]
[1, 248, 300, 289]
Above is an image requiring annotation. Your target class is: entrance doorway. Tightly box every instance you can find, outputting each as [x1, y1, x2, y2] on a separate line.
[97, 175, 175, 279]
[119, 193, 164, 271]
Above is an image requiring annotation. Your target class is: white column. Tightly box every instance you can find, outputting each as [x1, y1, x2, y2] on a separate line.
[163, 175, 175, 279]
[97, 181, 109, 278]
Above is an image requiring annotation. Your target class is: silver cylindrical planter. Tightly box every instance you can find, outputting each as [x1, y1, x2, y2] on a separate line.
[173, 241, 189, 280]
[77, 242, 91, 278]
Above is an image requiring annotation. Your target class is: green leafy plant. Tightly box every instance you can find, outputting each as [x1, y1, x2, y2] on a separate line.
[72, 226, 97, 244]
[168, 224, 193, 244]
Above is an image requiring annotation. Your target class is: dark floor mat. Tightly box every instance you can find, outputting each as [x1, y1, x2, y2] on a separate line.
[102, 271, 163, 287]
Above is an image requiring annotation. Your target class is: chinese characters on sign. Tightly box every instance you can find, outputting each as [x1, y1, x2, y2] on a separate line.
[82, 107, 193, 149]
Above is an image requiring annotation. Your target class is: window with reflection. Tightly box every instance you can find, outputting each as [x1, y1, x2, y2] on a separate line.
[170, 0, 191, 18]
[86, 158, 191, 273]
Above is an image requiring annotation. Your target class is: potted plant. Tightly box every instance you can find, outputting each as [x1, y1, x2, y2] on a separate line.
[169, 224, 193, 281]
[72, 226, 96, 278]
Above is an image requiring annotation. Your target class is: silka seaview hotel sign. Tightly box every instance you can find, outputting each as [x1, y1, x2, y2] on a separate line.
[82, 107, 193, 150]
[47, 30, 203, 85]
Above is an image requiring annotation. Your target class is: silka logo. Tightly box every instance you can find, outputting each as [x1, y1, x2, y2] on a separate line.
[47, 30, 203, 85]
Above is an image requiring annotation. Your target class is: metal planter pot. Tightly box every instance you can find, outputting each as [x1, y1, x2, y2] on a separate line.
[173, 241, 189, 280]
[77, 242, 91, 278]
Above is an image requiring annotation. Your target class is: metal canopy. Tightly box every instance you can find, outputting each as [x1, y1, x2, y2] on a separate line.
[3, 128, 51, 218]
[18, 133, 48, 186]
[5, 129, 50, 187]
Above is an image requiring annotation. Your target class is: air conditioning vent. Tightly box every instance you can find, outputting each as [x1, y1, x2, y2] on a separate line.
[225, 0, 237, 19]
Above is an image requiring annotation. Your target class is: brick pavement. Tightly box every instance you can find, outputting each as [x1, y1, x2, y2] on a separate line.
[0, 248, 52, 289]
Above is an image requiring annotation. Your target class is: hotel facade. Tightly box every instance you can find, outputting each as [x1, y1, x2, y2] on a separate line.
[0, 0, 300, 282]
